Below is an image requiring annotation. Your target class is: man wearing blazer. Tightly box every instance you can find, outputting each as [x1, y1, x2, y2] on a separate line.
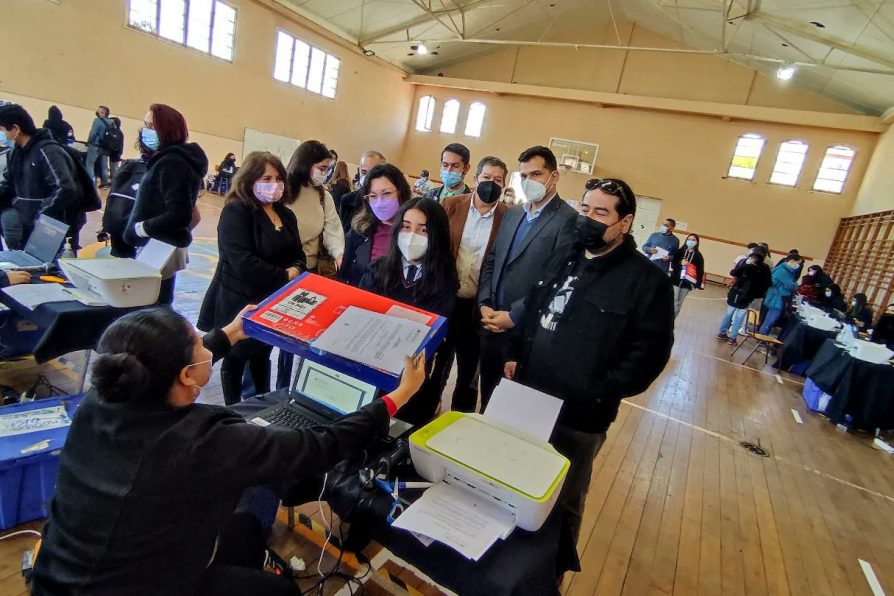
[477, 146, 576, 407]
[432, 156, 510, 413]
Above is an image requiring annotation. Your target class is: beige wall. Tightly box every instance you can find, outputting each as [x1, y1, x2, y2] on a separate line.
[399, 84, 877, 273]
[851, 125, 894, 216]
[0, 0, 414, 166]
[425, 21, 857, 115]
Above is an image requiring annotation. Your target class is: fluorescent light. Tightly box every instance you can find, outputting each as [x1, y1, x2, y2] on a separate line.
[417, 43, 429, 55]
[776, 65, 796, 81]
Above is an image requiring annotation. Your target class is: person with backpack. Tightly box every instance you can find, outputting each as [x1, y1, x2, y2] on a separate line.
[99, 128, 154, 258]
[85, 105, 119, 189]
[0, 104, 100, 252]
[716, 246, 771, 346]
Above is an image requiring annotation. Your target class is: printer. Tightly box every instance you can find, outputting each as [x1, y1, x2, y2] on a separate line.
[409, 411, 569, 532]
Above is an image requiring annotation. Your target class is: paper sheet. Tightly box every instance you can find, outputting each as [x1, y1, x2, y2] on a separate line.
[484, 379, 563, 443]
[0, 405, 71, 438]
[136, 238, 177, 271]
[2, 283, 75, 309]
[392, 482, 515, 560]
[311, 306, 429, 375]
[650, 247, 669, 261]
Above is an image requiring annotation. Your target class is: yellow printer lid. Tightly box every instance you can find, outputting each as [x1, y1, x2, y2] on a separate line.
[410, 411, 569, 502]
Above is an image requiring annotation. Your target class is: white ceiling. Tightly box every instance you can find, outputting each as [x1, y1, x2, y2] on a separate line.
[277, 0, 894, 115]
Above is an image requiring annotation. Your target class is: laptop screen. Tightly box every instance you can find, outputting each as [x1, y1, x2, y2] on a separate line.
[295, 359, 378, 415]
[24, 216, 68, 263]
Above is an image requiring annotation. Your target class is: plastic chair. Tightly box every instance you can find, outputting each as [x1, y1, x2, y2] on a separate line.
[730, 308, 783, 368]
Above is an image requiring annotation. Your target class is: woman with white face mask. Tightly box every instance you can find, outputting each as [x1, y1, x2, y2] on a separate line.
[198, 152, 305, 405]
[360, 197, 459, 424]
[669, 233, 705, 318]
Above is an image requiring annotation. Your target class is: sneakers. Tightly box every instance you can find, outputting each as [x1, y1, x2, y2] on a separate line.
[727, 338, 738, 346]
[716, 332, 729, 340]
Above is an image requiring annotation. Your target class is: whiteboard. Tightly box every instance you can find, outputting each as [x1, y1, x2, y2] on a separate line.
[242, 127, 301, 166]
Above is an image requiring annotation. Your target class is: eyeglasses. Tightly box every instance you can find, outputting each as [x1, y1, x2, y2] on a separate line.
[585, 178, 632, 203]
[364, 190, 398, 201]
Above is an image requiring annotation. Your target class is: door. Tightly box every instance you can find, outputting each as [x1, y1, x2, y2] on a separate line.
[631, 195, 662, 250]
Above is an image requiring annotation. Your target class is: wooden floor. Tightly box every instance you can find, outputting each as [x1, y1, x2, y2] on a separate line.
[2, 191, 893, 595]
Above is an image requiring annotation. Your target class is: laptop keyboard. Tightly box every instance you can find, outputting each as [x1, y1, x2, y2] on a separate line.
[261, 404, 318, 431]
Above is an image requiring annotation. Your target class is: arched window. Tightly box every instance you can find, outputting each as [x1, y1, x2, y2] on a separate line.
[464, 102, 486, 137]
[415, 95, 436, 132]
[726, 133, 765, 180]
[770, 140, 809, 187]
[440, 99, 460, 134]
[813, 145, 856, 194]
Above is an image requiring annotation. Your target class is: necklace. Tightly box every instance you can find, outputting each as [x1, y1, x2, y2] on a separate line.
[264, 207, 282, 231]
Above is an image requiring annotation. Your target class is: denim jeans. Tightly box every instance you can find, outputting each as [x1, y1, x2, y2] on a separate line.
[719, 304, 747, 337]
[672, 286, 691, 318]
[759, 307, 783, 335]
[0, 207, 28, 250]
[85, 145, 109, 186]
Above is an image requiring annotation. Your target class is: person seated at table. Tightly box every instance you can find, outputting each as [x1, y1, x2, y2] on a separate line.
[840, 292, 874, 331]
[360, 197, 459, 425]
[820, 283, 847, 317]
[339, 164, 412, 287]
[871, 304, 894, 348]
[0, 270, 30, 288]
[198, 152, 306, 406]
[31, 306, 426, 596]
[759, 255, 803, 335]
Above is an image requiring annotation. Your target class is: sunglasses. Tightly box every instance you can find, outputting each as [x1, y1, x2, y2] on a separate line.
[585, 178, 632, 203]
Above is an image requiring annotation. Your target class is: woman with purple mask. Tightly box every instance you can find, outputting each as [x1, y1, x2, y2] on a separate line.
[198, 152, 306, 405]
[338, 163, 413, 287]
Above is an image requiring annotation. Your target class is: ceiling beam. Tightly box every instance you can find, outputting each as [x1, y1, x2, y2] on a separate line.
[747, 12, 894, 71]
[359, 0, 493, 44]
[411, 0, 463, 38]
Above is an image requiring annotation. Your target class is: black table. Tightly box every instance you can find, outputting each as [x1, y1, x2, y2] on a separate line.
[0, 282, 140, 363]
[806, 339, 894, 431]
[231, 390, 577, 596]
[778, 315, 838, 371]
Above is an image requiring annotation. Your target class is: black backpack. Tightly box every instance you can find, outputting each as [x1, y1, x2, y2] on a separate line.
[99, 119, 124, 154]
[57, 144, 102, 213]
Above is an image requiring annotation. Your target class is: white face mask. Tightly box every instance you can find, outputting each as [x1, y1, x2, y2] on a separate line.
[520, 177, 547, 204]
[311, 168, 328, 186]
[397, 232, 428, 262]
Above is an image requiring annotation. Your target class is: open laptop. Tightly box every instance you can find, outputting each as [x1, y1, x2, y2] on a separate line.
[250, 358, 380, 430]
[0, 215, 68, 271]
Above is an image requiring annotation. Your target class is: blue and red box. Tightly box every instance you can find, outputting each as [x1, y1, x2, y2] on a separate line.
[243, 273, 447, 392]
[0, 395, 83, 530]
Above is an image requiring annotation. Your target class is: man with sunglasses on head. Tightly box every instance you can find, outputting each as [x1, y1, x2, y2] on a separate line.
[504, 178, 674, 552]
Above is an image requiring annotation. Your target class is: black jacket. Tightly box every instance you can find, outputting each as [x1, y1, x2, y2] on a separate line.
[198, 200, 306, 331]
[478, 197, 577, 322]
[0, 129, 84, 229]
[338, 188, 363, 233]
[670, 247, 704, 290]
[511, 236, 675, 434]
[329, 179, 351, 213]
[43, 119, 74, 146]
[871, 314, 894, 348]
[338, 228, 374, 287]
[32, 329, 391, 596]
[102, 158, 147, 258]
[726, 260, 771, 308]
[124, 143, 208, 248]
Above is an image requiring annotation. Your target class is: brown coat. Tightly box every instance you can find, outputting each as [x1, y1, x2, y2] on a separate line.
[442, 193, 508, 261]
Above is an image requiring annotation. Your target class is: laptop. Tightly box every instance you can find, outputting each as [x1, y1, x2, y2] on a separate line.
[0, 215, 68, 271]
[250, 358, 380, 430]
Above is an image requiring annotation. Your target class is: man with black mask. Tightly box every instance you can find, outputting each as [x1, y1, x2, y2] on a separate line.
[504, 178, 674, 549]
[433, 156, 511, 413]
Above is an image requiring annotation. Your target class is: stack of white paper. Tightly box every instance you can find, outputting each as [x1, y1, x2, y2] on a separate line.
[392, 482, 516, 560]
[649, 247, 669, 261]
[312, 306, 430, 375]
[484, 379, 563, 442]
[2, 284, 74, 309]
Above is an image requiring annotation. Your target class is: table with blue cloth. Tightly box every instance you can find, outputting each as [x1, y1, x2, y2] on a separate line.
[0, 279, 140, 363]
[778, 315, 838, 372]
[805, 338, 894, 432]
[231, 390, 578, 596]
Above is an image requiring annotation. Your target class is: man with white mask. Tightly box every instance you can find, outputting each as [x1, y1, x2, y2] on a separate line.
[476, 146, 576, 407]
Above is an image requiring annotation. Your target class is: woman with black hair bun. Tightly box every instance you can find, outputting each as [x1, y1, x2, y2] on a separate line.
[31, 307, 425, 596]
[360, 196, 459, 425]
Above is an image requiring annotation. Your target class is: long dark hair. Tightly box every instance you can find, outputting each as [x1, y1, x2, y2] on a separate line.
[352, 164, 412, 235]
[374, 197, 456, 303]
[90, 308, 195, 405]
[285, 140, 331, 202]
[47, 106, 64, 122]
[684, 233, 701, 254]
[226, 151, 289, 209]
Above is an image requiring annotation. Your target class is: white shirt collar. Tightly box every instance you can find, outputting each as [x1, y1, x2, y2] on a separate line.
[469, 196, 498, 219]
[523, 193, 555, 220]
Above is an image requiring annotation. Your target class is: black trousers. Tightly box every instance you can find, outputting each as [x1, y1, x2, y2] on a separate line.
[157, 275, 176, 305]
[220, 339, 273, 405]
[479, 329, 510, 411]
[431, 297, 482, 412]
[550, 425, 607, 549]
[195, 512, 297, 596]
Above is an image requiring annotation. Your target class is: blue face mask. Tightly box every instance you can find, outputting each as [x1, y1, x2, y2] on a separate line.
[685, 239, 697, 249]
[659, 225, 669, 234]
[440, 169, 463, 189]
[141, 128, 160, 150]
[0, 135, 12, 149]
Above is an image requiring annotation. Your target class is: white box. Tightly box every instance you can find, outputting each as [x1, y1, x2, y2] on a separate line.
[58, 259, 161, 308]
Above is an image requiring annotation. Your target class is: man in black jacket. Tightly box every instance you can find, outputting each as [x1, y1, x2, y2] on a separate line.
[505, 178, 674, 547]
[0, 104, 85, 250]
[338, 150, 386, 232]
[477, 146, 576, 408]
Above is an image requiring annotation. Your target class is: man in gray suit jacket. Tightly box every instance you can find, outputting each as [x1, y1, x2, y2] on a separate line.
[477, 146, 576, 407]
